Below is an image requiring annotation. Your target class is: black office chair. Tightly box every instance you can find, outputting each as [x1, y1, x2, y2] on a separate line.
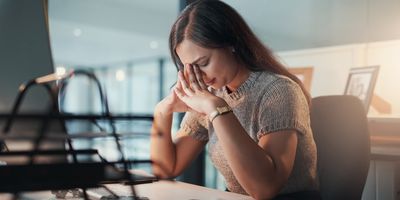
[310, 95, 370, 200]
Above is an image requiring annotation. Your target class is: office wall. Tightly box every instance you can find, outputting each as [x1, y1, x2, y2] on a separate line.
[278, 39, 400, 115]
[277, 40, 400, 200]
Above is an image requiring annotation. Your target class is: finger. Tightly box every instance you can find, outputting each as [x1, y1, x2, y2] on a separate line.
[176, 78, 187, 95]
[174, 83, 187, 101]
[173, 86, 193, 112]
[175, 79, 182, 90]
[183, 65, 190, 80]
[193, 65, 207, 90]
[170, 82, 179, 97]
[187, 64, 200, 91]
[178, 71, 194, 96]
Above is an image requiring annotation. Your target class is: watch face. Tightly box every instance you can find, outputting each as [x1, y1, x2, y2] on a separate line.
[210, 106, 232, 122]
[217, 106, 231, 113]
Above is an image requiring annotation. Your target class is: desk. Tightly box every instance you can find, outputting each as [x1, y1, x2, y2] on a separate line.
[131, 180, 253, 200]
[371, 135, 400, 161]
[2, 181, 253, 200]
[369, 116, 400, 160]
[366, 136, 400, 200]
[371, 135, 400, 146]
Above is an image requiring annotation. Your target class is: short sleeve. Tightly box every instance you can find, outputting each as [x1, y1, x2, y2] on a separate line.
[257, 78, 310, 140]
[180, 111, 209, 141]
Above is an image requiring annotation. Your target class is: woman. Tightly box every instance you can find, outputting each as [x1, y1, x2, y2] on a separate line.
[150, 0, 319, 199]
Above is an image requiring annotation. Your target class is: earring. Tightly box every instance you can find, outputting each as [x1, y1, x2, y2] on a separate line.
[231, 48, 236, 53]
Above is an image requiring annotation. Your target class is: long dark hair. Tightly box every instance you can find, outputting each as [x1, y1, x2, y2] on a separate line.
[169, 0, 311, 105]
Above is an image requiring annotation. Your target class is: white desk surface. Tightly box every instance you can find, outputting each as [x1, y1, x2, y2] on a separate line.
[371, 146, 400, 156]
[1, 180, 254, 200]
[129, 180, 253, 200]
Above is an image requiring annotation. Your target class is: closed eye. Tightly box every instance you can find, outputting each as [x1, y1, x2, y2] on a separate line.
[198, 60, 209, 67]
[191, 56, 209, 68]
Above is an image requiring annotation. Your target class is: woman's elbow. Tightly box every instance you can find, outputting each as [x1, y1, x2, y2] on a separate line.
[248, 190, 274, 200]
[247, 182, 282, 200]
[152, 165, 181, 179]
[152, 163, 174, 179]
[250, 191, 276, 200]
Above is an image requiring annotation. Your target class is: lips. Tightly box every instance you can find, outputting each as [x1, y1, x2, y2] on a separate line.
[205, 78, 216, 85]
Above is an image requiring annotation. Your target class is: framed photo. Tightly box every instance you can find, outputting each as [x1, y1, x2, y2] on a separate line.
[288, 66, 314, 92]
[344, 66, 380, 112]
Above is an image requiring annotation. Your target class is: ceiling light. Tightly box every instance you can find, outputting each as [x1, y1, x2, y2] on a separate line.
[73, 28, 82, 37]
[150, 41, 159, 49]
[55, 66, 66, 76]
[116, 69, 125, 81]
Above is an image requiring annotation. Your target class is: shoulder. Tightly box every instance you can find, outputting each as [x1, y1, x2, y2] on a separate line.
[251, 71, 308, 113]
[254, 70, 302, 96]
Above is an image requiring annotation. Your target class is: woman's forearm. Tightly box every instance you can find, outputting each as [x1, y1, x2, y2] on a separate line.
[212, 112, 297, 199]
[150, 104, 176, 178]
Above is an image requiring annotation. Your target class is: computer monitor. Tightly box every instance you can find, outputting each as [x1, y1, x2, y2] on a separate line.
[0, 1, 156, 191]
[0, 0, 55, 113]
[0, 0, 66, 163]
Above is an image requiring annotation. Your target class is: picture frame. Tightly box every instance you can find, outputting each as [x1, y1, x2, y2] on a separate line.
[288, 66, 314, 92]
[344, 66, 380, 112]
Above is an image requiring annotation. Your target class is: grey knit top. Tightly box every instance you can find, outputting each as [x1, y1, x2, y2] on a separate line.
[180, 70, 319, 195]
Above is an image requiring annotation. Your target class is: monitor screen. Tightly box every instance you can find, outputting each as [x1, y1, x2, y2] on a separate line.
[0, 0, 66, 162]
[0, 0, 55, 113]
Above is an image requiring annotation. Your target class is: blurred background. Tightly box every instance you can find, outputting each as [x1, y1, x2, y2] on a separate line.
[46, 0, 400, 199]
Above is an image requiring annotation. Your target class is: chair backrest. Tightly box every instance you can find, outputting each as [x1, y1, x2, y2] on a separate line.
[310, 95, 370, 200]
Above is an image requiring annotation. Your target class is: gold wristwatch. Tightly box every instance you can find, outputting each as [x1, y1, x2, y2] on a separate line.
[208, 105, 232, 123]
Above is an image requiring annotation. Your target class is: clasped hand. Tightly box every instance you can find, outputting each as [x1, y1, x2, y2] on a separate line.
[173, 64, 223, 115]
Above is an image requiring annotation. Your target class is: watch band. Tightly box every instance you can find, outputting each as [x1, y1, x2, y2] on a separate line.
[209, 105, 232, 123]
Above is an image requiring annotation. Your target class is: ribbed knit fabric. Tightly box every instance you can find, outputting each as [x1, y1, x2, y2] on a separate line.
[180, 70, 318, 195]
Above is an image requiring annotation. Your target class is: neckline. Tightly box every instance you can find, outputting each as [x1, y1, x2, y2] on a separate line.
[223, 71, 262, 101]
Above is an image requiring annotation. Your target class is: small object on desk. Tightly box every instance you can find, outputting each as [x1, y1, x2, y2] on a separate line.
[86, 187, 149, 200]
[51, 188, 83, 198]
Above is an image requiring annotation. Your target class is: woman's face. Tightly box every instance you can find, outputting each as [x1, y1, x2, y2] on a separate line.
[175, 39, 245, 90]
